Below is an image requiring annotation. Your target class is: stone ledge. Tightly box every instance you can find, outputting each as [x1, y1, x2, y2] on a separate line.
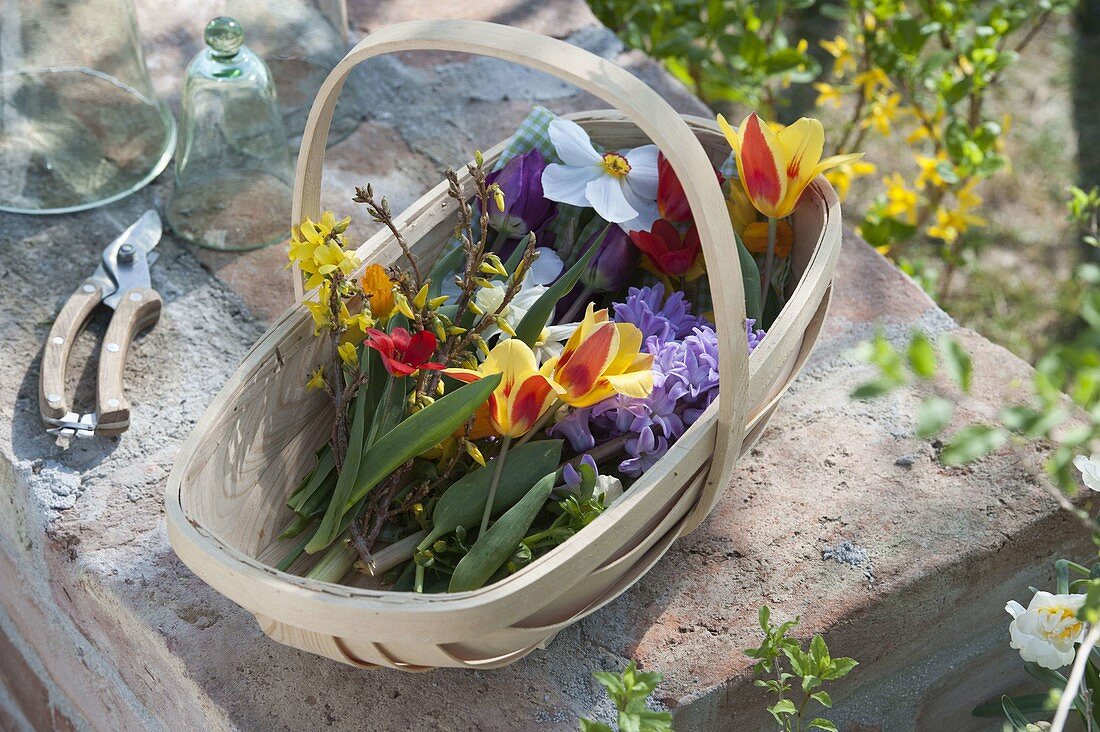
[1, 2, 1092, 730]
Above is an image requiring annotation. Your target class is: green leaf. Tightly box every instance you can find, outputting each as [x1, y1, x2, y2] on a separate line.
[579, 721, 614, 732]
[320, 346, 374, 553]
[939, 424, 1006, 466]
[768, 699, 796, 719]
[427, 241, 466, 299]
[305, 373, 501, 553]
[907, 331, 937, 378]
[449, 471, 556, 591]
[420, 439, 564, 550]
[811, 690, 833, 709]
[287, 446, 335, 512]
[514, 225, 608, 346]
[941, 336, 973, 392]
[972, 693, 1056, 717]
[808, 719, 838, 732]
[736, 233, 762, 325]
[825, 657, 858, 679]
[1000, 695, 1034, 730]
[916, 396, 954, 438]
[850, 377, 900, 399]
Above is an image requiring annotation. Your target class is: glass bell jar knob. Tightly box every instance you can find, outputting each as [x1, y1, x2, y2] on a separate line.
[0, 0, 176, 214]
[166, 17, 293, 252]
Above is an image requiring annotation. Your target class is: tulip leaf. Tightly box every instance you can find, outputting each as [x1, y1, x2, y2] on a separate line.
[503, 233, 533, 274]
[971, 693, 1056, 718]
[420, 439, 563, 551]
[736, 232, 762, 325]
[305, 373, 502, 553]
[448, 471, 556, 592]
[287, 445, 335, 512]
[514, 226, 609, 346]
[318, 345, 374, 555]
[428, 240, 465, 299]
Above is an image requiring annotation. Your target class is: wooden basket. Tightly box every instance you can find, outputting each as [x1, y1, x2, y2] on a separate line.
[165, 20, 843, 670]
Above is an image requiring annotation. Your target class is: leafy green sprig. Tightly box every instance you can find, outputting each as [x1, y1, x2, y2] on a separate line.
[747, 607, 857, 732]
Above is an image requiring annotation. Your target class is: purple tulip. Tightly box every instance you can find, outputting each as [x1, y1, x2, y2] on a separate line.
[580, 225, 639, 293]
[485, 149, 555, 238]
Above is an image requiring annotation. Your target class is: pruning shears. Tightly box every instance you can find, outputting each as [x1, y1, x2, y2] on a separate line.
[39, 210, 163, 439]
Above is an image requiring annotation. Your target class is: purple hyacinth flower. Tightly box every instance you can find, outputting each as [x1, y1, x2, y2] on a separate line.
[613, 283, 708, 343]
[551, 408, 597, 452]
[562, 454, 598, 489]
[580, 225, 638, 293]
[485, 149, 555, 238]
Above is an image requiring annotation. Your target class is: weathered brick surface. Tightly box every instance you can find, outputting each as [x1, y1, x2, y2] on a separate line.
[0, 2, 1091, 731]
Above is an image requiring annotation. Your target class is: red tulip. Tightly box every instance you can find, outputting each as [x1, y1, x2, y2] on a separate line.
[656, 152, 691, 223]
[365, 327, 444, 377]
[628, 219, 701, 277]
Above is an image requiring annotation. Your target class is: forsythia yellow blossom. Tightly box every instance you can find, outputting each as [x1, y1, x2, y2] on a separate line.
[914, 152, 948, 191]
[820, 35, 856, 77]
[813, 82, 844, 109]
[337, 342, 358, 368]
[825, 160, 876, 202]
[288, 211, 355, 290]
[883, 173, 920, 224]
[862, 93, 903, 136]
[306, 366, 326, 390]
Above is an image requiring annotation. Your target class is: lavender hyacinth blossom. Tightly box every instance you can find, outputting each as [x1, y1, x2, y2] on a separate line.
[554, 284, 765, 477]
[484, 149, 556, 238]
[612, 283, 708, 343]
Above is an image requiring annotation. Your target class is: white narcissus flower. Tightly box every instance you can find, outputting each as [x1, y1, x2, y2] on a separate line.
[541, 119, 659, 231]
[1005, 591, 1087, 669]
[474, 247, 572, 346]
[1073, 453, 1100, 491]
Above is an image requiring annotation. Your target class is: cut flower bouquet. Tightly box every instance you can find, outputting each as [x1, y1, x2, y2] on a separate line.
[274, 106, 860, 595]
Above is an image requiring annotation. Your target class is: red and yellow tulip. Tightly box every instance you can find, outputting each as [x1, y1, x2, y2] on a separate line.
[542, 305, 654, 408]
[446, 339, 563, 439]
[717, 112, 863, 220]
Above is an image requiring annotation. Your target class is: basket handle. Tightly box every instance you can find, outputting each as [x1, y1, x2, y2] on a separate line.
[291, 19, 749, 530]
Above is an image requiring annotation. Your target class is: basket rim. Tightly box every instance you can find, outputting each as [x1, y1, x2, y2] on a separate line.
[165, 113, 842, 627]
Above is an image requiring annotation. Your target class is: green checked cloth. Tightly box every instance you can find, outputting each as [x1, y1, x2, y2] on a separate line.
[493, 106, 560, 170]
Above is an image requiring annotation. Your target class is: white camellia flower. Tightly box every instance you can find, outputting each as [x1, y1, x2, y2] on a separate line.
[1073, 453, 1100, 491]
[541, 118, 659, 231]
[1005, 591, 1087, 669]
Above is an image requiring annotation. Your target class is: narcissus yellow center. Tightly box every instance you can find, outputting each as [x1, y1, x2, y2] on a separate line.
[1039, 606, 1084, 641]
[601, 152, 631, 178]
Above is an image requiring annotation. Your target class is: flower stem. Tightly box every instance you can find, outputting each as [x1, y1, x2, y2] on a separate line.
[760, 216, 778, 319]
[1052, 621, 1100, 732]
[560, 285, 595, 324]
[481, 434, 512, 536]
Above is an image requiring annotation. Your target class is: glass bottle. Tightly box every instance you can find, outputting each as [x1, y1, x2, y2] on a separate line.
[225, 0, 362, 147]
[166, 17, 293, 252]
[0, 0, 176, 214]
